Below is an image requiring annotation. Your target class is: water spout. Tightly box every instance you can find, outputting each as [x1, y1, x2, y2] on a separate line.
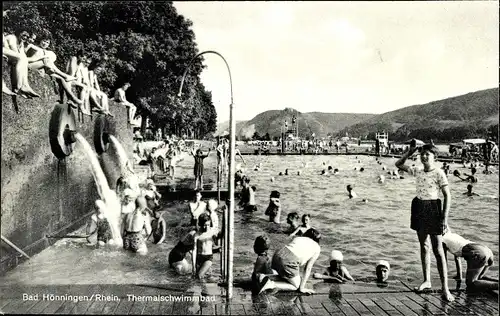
[109, 135, 133, 175]
[74, 133, 122, 245]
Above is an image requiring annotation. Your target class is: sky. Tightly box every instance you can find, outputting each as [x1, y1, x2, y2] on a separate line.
[173, 1, 498, 125]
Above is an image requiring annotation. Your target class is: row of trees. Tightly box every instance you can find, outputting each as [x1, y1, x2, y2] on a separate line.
[4, 1, 217, 138]
[340, 123, 498, 143]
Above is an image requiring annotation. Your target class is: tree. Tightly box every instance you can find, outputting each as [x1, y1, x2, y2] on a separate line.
[252, 132, 261, 140]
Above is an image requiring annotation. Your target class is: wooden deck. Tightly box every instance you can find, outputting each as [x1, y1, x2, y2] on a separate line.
[0, 281, 497, 315]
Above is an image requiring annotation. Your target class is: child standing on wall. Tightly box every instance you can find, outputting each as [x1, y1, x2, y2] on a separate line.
[191, 148, 211, 190]
[395, 141, 454, 302]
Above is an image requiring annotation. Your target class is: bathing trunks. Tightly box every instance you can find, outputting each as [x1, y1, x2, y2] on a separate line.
[462, 243, 494, 269]
[410, 197, 444, 235]
[196, 254, 213, 268]
[96, 217, 113, 243]
[271, 246, 300, 279]
[123, 231, 145, 252]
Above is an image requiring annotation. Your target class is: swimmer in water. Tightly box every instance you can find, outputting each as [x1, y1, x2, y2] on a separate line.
[333, 168, 339, 175]
[465, 167, 478, 183]
[286, 212, 301, 234]
[378, 175, 385, 183]
[265, 190, 281, 224]
[192, 213, 218, 279]
[313, 250, 354, 282]
[87, 200, 113, 246]
[347, 185, 357, 199]
[122, 196, 152, 255]
[290, 214, 311, 237]
[297, 170, 302, 175]
[376, 260, 391, 283]
[285, 169, 289, 176]
[463, 184, 479, 197]
[360, 167, 365, 172]
[321, 169, 328, 175]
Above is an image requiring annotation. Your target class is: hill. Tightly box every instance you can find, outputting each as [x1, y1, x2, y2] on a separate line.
[335, 88, 499, 142]
[231, 108, 375, 139]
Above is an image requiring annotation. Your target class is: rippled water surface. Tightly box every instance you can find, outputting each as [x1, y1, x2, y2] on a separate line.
[2, 154, 498, 285]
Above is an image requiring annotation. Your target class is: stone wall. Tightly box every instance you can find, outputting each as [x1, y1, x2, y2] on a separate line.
[1, 65, 134, 273]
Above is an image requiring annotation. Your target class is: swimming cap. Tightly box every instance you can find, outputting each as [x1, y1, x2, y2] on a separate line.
[330, 250, 343, 262]
[207, 199, 218, 210]
[376, 260, 390, 270]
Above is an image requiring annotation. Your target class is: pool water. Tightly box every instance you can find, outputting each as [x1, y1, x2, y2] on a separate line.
[1, 154, 498, 286]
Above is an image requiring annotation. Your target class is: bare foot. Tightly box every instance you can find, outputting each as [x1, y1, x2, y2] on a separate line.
[414, 281, 432, 292]
[20, 87, 40, 98]
[441, 289, 455, 302]
[3, 88, 17, 96]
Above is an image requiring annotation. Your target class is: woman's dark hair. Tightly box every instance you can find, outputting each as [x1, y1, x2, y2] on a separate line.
[302, 214, 310, 223]
[287, 212, 299, 222]
[198, 213, 211, 228]
[420, 144, 438, 156]
[302, 228, 321, 243]
[253, 235, 269, 254]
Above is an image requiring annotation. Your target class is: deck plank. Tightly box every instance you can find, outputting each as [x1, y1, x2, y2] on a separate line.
[54, 300, 78, 314]
[344, 298, 373, 315]
[295, 302, 317, 315]
[142, 300, 162, 315]
[278, 301, 303, 316]
[27, 299, 52, 314]
[321, 301, 346, 316]
[85, 300, 107, 315]
[41, 300, 66, 314]
[128, 300, 146, 315]
[68, 299, 93, 315]
[370, 296, 401, 314]
[100, 300, 120, 315]
[383, 297, 419, 316]
[358, 298, 391, 316]
[201, 302, 215, 315]
[1, 299, 25, 314]
[230, 303, 246, 315]
[334, 299, 360, 316]
[113, 299, 134, 315]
